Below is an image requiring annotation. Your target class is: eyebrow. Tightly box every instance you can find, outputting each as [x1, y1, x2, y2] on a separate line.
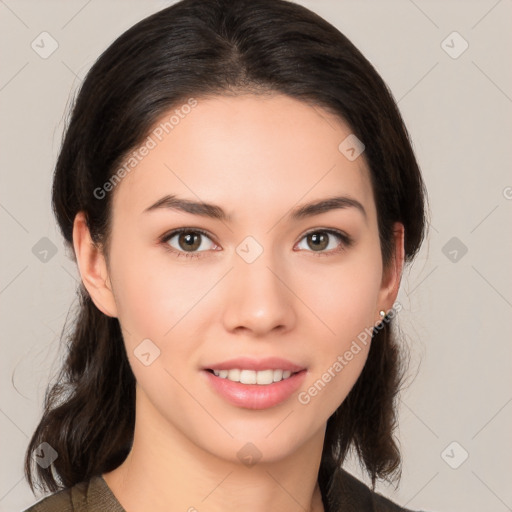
[143, 194, 367, 222]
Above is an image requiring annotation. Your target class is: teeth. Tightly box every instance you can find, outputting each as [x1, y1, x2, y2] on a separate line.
[211, 368, 295, 384]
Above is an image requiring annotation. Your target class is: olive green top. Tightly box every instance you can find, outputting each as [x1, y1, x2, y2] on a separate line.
[23, 467, 423, 512]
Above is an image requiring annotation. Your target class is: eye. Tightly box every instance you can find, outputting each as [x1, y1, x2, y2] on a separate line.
[159, 227, 352, 259]
[295, 229, 352, 255]
[160, 228, 218, 259]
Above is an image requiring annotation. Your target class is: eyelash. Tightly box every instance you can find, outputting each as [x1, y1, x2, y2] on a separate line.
[159, 228, 353, 259]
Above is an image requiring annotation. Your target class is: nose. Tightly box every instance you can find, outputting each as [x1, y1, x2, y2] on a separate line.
[221, 249, 297, 337]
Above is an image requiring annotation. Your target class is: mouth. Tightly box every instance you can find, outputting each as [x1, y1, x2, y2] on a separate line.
[201, 357, 307, 409]
[202, 366, 307, 410]
[205, 368, 302, 385]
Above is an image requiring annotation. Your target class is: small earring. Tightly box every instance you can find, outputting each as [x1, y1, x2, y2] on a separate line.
[379, 310, 386, 319]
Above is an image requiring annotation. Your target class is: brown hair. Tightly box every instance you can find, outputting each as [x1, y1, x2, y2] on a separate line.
[25, 0, 428, 497]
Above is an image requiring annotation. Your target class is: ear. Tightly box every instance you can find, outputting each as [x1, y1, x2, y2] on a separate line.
[72, 211, 118, 318]
[376, 222, 405, 317]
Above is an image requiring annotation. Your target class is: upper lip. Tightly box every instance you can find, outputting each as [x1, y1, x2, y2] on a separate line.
[204, 357, 306, 373]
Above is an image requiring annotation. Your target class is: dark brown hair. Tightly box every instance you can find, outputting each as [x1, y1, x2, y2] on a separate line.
[25, 0, 428, 498]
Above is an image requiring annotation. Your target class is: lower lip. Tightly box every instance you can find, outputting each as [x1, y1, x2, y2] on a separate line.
[203, 370, 307, 410]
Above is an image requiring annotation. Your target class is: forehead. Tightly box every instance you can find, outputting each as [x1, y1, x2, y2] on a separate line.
[111, 94, 376, 225]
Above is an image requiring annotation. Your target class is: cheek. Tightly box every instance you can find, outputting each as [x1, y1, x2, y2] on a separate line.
[109, 251, 207, 396]
[108, 240, 218, 356]
[300, 244, 383, 338]
[296, 245, 382, 411]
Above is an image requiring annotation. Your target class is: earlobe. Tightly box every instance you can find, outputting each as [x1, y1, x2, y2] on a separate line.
[72, 211, 118, 318]
[378, 222, 405, 314]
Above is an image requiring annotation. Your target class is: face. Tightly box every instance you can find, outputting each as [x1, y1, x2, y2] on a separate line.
[77, 93, 402, 465]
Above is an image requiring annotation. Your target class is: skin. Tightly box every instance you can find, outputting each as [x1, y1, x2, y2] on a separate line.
[73, 94, 404, 512]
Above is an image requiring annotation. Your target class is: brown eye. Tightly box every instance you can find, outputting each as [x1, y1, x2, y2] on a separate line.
[162, 229, 217, 258]
[306, 232, 329, 251]
[177, 232, 202, 251]
[296, 229, 352, 254]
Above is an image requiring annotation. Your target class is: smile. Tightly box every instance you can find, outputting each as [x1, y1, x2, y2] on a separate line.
[203, 369, 307, 410]
[209, 368, 295, 385]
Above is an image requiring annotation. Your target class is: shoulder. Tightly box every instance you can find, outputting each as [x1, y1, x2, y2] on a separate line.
[21, 481, 85, 512]
[21, 476, 122, 512]
[328, 467, 427, 512]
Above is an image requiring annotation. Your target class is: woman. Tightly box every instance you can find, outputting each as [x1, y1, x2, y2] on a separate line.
[24, 0, 429, 510]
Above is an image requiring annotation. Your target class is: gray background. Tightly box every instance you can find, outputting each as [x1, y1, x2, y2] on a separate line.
[1, 1, 511, 511]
